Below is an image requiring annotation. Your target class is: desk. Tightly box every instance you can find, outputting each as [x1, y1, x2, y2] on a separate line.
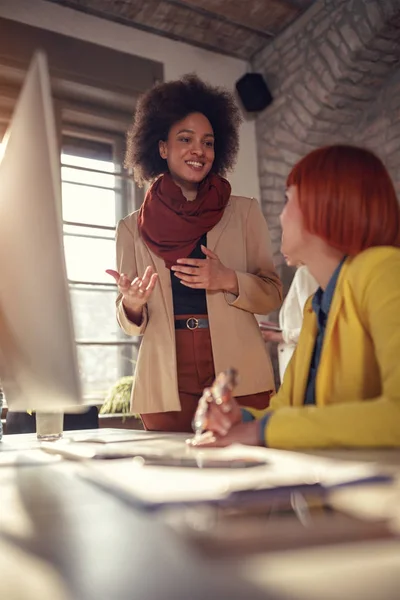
[1, 430, 400, 600]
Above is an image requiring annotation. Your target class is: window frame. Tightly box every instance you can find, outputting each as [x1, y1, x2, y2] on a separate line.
[59, 122, 142, 402]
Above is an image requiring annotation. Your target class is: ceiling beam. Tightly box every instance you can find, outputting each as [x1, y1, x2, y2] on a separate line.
[277, 0, 313, 9]
[163, 0, 275, 39]
[46, 0, 259, 60]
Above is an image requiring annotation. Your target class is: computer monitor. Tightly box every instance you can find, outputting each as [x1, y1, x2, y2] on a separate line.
[0, 51, 82, 411]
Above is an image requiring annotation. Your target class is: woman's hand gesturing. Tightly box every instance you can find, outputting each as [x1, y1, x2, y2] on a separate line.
[106, 266, 158, 322]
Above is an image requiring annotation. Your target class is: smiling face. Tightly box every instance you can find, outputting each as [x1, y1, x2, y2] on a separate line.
[159, 112, 215, 192]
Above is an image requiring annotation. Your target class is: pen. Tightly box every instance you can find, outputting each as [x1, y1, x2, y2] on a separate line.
[191, 368, 238, 442]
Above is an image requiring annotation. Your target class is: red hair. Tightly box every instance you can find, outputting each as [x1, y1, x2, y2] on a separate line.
[286, 145, 400, 254]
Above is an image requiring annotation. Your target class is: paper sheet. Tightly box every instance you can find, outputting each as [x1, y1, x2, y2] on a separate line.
[78, 444, 391, 507]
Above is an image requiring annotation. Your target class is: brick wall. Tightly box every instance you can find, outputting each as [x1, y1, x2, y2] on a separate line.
[252, 0, 400, 272]
[358, 68, 400, 192]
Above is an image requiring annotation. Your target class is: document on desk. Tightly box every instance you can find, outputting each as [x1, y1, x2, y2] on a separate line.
[65, 429, 189, 444]
[41, 435, 189, 460]
[77, 444, 393, 509]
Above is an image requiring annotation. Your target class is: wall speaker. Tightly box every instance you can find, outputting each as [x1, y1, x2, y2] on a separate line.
[235, 72, 273, 113]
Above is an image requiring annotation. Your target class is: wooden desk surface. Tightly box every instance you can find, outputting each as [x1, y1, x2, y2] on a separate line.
[1, 430, 400, 600]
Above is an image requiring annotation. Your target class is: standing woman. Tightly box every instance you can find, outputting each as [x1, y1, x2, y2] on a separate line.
[107, 75, 282, 432]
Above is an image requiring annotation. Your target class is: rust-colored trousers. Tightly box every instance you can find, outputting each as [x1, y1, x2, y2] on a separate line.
[141, 315, 272, 433]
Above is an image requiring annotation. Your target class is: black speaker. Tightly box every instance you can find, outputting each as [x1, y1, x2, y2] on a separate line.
[235, 72, 273, 112]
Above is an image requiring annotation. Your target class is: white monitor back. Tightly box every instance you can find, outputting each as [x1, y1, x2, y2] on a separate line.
[0, 51, 82, 411]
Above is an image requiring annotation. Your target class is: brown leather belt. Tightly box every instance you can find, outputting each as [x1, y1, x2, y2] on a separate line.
[174, 317, 209, 330]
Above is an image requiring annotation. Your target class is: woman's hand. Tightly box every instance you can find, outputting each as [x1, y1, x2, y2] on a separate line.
[192, 420, 261, 448]
[259, 322, 283, 343]
[189, 371, 262, 448]
[106, 266, 158, 321]
[171, 245, 238, 294]
[205, 395, 243, 436]
[260, 329, 284, 343]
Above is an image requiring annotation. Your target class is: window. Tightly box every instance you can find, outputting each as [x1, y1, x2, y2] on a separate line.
[61, 133, 140, 402]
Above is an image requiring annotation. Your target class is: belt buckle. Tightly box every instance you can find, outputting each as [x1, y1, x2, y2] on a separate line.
[186, 317, 199, 330]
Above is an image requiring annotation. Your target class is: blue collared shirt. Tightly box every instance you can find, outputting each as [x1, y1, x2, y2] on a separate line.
[304, 258, 346, 405]
[256, 257, 346, 444]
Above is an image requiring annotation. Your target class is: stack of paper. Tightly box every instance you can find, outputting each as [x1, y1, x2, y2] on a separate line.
[75, 444, 392, 509]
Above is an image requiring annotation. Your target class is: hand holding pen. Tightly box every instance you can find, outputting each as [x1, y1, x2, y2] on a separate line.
[188, 368, 243, 445]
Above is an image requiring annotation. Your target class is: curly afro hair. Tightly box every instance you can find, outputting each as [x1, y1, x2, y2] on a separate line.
[125, 74, 242, 185]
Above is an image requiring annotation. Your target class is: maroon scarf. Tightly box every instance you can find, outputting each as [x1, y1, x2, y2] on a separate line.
[137, 173, 231, 268]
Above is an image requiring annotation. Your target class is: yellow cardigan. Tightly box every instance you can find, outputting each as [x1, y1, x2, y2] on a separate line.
[249, 246, 400, 448]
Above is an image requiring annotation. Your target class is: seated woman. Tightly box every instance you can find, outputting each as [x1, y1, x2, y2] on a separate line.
[196, 145, 400, 449]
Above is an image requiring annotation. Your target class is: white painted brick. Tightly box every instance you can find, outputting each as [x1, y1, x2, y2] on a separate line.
[340, 22, 364, 53]
[319, 41, 346, 79]
[254, 0, 400, 226]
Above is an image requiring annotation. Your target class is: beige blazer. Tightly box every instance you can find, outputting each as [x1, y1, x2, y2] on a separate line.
[115, 196, 282, 413]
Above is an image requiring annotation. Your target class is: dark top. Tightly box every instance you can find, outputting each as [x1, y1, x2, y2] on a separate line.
[171, 233, 207, 316]
[304, 258, 346, 405]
